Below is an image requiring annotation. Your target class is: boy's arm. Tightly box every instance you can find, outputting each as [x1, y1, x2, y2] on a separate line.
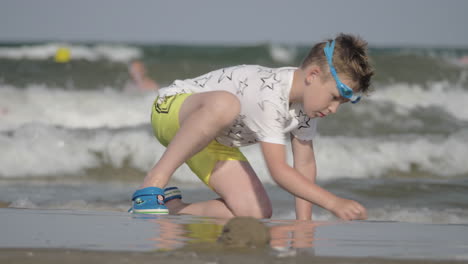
[260, 141, 367, 221]
[290, 135, 316, 220]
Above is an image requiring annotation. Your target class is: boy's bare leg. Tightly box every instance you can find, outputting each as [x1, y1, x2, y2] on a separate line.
[209, 160, 272, 218]
[141, 91, 240, 189]
[166, 159, 272, 219]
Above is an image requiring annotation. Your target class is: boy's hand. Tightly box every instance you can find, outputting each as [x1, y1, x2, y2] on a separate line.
[329, 197, 368, 221]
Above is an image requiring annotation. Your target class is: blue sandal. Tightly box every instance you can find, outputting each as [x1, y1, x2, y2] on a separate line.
[130, 187, 169, 215]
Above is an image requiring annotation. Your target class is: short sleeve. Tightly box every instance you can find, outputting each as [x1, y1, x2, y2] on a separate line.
[254, 100, 289, 145]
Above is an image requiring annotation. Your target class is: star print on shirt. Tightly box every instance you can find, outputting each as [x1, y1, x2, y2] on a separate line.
[279, 94, 289, 108]
[226, 128, 244, 140]
[237, 77, 248, 96]
[296, 110, 311, 129]
[232, 114, 246, 128]
[194, 75, 212, 88]
[218, 66, 241, 83]
[257, 67, 273, 74]
[257, 100, 275, 111]
[260, 73, 281, 91]
[274, 110, 289, 126]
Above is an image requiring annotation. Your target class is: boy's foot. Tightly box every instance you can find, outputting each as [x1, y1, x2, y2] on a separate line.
[163, 187, 187, 215]
[131, 187, 169, 215]
[164, 187, 182, 203]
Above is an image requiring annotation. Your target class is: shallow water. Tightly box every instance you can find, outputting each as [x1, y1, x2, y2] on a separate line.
[2, 177, 468, 225]
[2, 208, 468, 261]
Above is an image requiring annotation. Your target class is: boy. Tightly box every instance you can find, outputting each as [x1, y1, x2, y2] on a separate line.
[131, 33, 374, 221]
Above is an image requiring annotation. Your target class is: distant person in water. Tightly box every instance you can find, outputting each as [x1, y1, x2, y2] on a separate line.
[125, 60, 159, 92]
[458, 55, 468, 66]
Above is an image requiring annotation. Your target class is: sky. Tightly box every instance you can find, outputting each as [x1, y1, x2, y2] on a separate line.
[1, 0, 468, 47]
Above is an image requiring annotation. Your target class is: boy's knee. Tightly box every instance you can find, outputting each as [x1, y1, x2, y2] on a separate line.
[235, 201, 272, 219]
[247, 206, 272, 219]
[205, 91, 240, 125]
[258, 205, 273, 219]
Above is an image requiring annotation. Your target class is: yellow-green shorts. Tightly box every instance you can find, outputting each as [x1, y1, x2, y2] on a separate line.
[151, 93, 248, 188]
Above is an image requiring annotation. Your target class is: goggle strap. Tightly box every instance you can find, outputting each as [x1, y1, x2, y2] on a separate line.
[324, 39, 362, 104]
[324, 40, 336, 65]
[351, 96, 361, 104]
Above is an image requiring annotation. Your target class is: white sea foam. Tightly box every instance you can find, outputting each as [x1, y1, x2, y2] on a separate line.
[0, 124, 197, 180]
[7, 195, 468, 224]
[8, 198, 38, 209]
[269, 44, 297, 64]
[276, 207, 468, 224]
[1, 123, 467, 180]
[0, 43, 141, 62]
[1, 82, 468, 180]
[7, 198, 130, 212]
[370, 206, 468, 224]
[244, 131, 468, 181]
[369, 80, 468, 121]
[0, 85, 156, 131]
[313, 131, 468, 179]
[2, 81, 468, 133]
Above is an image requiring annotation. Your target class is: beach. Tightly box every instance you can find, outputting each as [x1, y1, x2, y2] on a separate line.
[1, 43, 468, 263]
[1, 208, 468, 263]
[2, 249, 467, 264]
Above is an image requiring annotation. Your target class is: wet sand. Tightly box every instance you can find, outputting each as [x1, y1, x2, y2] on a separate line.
[2, 248, 467, 264]
[1, 208, 468, 263]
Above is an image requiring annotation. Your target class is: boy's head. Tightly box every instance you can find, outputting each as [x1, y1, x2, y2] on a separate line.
[300, 33, 374, 94]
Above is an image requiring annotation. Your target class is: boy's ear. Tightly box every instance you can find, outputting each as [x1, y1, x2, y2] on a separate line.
[306, 65, 321, 83]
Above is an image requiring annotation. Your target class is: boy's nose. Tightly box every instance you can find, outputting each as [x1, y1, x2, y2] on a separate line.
[328, 102, 340, 114]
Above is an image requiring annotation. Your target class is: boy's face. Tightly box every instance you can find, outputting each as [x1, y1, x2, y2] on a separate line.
[303, 72, 354, 118]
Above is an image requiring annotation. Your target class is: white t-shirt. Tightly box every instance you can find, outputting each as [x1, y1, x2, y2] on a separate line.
[157, 65, 317, 147]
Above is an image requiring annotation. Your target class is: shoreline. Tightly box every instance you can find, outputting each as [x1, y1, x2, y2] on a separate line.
[1, 248, 466, 264]
[2, 208, 468, 262]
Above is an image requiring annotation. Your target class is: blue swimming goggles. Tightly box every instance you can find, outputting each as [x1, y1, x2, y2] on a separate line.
[323, 40, 361, 104]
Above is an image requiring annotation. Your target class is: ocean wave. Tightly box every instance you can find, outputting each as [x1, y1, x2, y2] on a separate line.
[370, 206, 468, 224]
[7, 198, 130, 212]
[0, 43, 141, 62]
[0, 85, 156, 131]
[319, 131, 468, 179]
[7, 197, 468, 224]
[1, 43, 467, 89]
[268, 44, 297, 64]
[1, 124, 467, 180]
[5, 191, 468, 224]
[2, 80, 468, 133]
[277, 206, 468, 224]
[0, 125, 159, 178]
[368, 80, 468, 121]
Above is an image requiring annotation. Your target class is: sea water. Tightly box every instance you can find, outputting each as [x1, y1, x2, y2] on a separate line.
[1, 42, 468, 224]
[3, 208, 468, 260]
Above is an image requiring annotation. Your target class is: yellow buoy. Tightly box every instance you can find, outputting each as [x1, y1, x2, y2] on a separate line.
[54, 47, 71, 63]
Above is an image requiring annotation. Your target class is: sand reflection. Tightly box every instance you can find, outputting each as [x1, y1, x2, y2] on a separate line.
[140, 215, 333, 251]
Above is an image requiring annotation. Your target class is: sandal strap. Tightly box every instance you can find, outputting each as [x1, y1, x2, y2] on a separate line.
[164, 187, 182, 203]
[132, 187, 165, 201]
